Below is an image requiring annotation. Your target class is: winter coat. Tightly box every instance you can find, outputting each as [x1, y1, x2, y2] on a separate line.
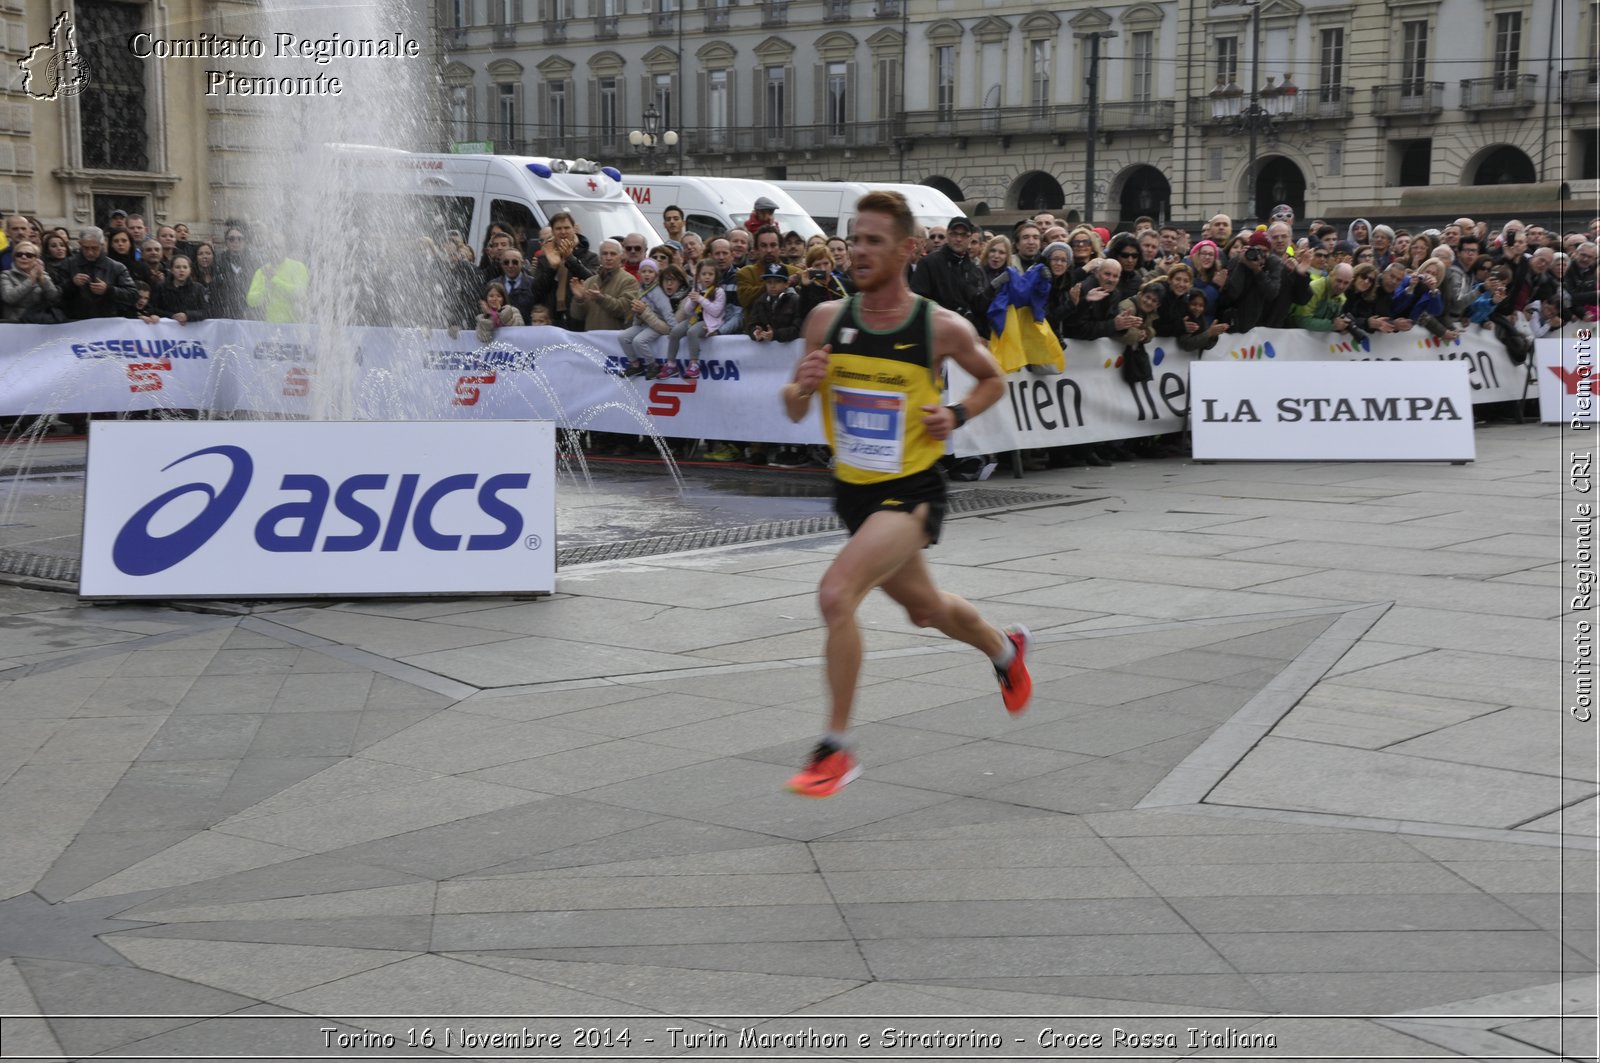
[679, 285, 727, 333]
[475, 303, 525, 344]
[1289, 273, 1347, 332]
[59, 253, 138, 320]
[744, 287, 801, 342]
[631, 281, 675, 334]
[150, 278, 208, 322]
[1, 266, 62, 323]
[571, 267, 641, 331]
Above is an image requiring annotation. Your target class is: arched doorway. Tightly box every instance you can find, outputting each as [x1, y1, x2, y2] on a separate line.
[1011, 170, 1065, 211]
[923, 175, 964, 200]
[1117, 166, 1171, 227]
[1470, 145, 1537, 185]
[1251, 156, 1305, 224]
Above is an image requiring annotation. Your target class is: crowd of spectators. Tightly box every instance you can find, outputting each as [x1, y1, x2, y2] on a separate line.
[3, 200, 1595, 467]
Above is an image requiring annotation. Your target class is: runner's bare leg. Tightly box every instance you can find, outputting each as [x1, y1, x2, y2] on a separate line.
[878, 547, 1006, 658]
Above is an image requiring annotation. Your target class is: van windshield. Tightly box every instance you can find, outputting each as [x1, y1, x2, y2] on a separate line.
[774, 211, 825, 240]
[538, 199, 663, 248]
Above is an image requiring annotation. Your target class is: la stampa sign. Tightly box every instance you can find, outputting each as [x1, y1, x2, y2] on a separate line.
[1190, 360, 1475, 462]
[81, 421, 556, 598]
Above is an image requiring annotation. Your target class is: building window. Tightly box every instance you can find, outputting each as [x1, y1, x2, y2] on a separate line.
[501, 0, 518, 23]
[826, 62, 850, 137]
[1493, 12, 1522, 89]
[76, 0, 150, 171]
[450, 86, 471, 142]
[547, 79, 567, 137]
[935, 45, 955, 120]
[1318, 28, 1343, 102]
[1389, 137, 1431, 185]
[1577, 129, 1598, 181]
[1207, 146, 1224, 181]
[875, 56, 900, 121]
[1215, 36, 1239, 85]
[765, 65, 786, 138]
[1400, 20, 1428, 96]
[498, 83, 518, 147]
[1131, 31, 1153, 103]
[1029, 40, 1050, 108]
[453, 0, 468, 27]
[654, 72, 673, 130]
[1327, 140, 1343, 176]
[707, 69, 729, 148]
[598, 77, 619, 137]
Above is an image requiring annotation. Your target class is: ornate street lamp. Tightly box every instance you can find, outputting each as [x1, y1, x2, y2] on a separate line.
[628, 103, 679, 172]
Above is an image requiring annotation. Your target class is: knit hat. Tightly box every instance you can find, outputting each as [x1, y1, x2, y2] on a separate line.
[1190, 239, 1220, 256]
[638, 258, 660, 275]
[1093, 227, 1111, 245]
[1042, 241, 1072, 261]
[1246, 231, 1272, 249]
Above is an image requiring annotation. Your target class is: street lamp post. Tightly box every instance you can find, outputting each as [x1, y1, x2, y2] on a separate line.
[628, 103, 679, 173]
[1075, 30, 1116, 227]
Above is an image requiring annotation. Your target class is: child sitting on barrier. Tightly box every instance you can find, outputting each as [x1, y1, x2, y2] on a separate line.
[618, 258, 675, 376]
[663, 259, 725, 381]
[475, 281, 523, 344]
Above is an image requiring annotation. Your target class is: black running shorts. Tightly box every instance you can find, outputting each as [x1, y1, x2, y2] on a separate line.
[832, 466, 947, 545]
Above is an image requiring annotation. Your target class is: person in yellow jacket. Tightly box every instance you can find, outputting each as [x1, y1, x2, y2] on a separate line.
[246, 242, 310, 323]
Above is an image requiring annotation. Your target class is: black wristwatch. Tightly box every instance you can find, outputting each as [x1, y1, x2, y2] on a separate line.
[947, 403, 969, 429]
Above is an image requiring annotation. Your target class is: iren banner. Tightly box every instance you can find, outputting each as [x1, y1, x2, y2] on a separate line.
[0, 320, 1534, 456]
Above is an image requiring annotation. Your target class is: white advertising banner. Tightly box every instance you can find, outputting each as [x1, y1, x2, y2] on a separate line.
[1536, 335, 1598, 425]
[1189, 361, 1476, 462]
[80, 421, 556, 598]
[0, 320, 1534, 456]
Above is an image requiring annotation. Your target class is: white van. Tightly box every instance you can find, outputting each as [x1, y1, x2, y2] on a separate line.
[622, 175, 823, 244]
[334, 145, 663, 254]
[774, 181, 964, 237]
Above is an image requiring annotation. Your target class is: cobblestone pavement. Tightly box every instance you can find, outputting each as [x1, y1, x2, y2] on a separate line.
[0, 422, 1592, 1061]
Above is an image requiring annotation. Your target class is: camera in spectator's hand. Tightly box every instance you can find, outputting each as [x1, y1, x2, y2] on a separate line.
[1341, 314, 1370, 344]
[1244, 247, 1265, 264]
[809, 269, 827, 280]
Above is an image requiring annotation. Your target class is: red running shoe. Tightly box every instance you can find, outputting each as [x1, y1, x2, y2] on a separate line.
[786, 741, 860, 797]
[995, 624, 1033, 715]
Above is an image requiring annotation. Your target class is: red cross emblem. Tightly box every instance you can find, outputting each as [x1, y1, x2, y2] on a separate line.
[586, 178, 598, 191]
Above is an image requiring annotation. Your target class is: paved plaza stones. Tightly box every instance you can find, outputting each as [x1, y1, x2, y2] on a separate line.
[0, 421, 1593, 1060]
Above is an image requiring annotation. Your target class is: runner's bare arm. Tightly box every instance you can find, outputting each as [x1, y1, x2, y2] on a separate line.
[783, 300, 848, 422]
[921, 306, 1004, 440]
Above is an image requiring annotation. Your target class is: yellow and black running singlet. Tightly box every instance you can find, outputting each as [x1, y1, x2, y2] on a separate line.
[821, 294, 945, 486]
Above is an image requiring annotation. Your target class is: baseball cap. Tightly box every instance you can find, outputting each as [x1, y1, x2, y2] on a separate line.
[663, 239, 683, 251]
[110, 209, 128, 219]
[753, 197, 778, 212]
[761, 262, 789, 280]
[947, 216, 975, 233]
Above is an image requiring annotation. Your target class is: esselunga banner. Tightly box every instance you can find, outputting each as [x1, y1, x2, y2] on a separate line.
[0, 319, 1537, 455]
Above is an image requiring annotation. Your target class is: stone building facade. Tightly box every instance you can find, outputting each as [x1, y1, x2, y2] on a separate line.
[436, 0, 1598, 227]
[3, 0, 1593, 234]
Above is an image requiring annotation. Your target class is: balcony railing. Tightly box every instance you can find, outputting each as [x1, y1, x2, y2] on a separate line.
[704, 5, 728, 29]
[493, 23, 516, 45]
[823, 0, 851, 21]
[1277, 84, 1355, 121]
[1099, 99, 1176, 131]
[649, 10, 676, 34]
[680, 122, 891, 154]
[542, 20, 565, 43]
[1371, 81, 1445, 120]
[1460, 74, 1538, 112]
[761, 0, 788, 26]
[895, 104, 1091, 140]
[1561, 67, 1600, 106]
[594, 13, 619, 37]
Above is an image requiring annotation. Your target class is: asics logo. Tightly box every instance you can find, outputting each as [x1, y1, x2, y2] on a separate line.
[112, 446, 253, 576]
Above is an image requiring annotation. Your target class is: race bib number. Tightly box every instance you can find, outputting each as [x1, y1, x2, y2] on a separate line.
[833, 386, 905, 475]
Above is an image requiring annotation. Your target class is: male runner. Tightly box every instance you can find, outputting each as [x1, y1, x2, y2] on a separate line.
[781, 190, 1032, 798]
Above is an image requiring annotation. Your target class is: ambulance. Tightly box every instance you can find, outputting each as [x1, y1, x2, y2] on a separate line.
[773, 181, 964, 237]
[333, 145, 664, 253]
[621, 175, 824, 243]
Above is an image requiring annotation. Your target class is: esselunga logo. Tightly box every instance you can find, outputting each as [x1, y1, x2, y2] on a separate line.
[111, 446, 534, 576]
[72, 337, 210, 360]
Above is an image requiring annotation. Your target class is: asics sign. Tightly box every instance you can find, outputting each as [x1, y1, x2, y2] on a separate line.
[82, 422, 556, 598]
